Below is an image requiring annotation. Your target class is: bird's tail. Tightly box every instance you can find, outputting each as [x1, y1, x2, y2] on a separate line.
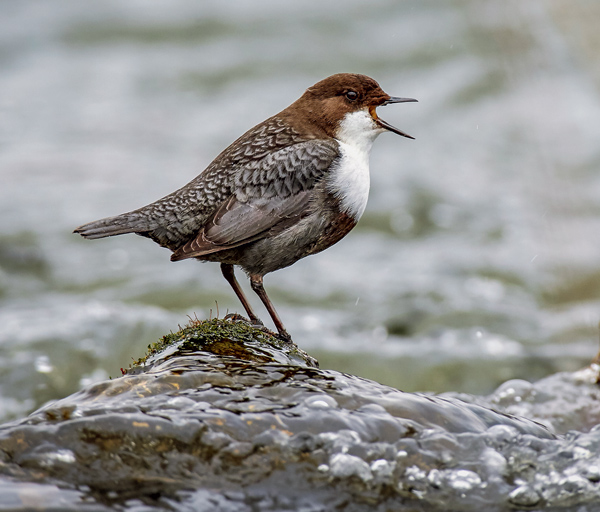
[74, 211, 156, 239]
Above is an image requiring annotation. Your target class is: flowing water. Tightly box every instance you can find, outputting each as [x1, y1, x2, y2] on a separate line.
[0, 322, 599, 511]
[1, 0, 600, 423]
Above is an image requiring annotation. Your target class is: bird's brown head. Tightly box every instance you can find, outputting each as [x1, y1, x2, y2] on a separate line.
[285, 73, 417, 140]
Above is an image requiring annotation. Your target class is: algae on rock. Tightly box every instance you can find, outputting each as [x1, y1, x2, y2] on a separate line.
[131, 316, 319, 371]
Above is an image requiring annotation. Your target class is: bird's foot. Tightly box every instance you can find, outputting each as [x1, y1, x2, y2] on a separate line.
[276, 330, 294, 345]
[224, 313, 264, 328]
[223, 313, 292, 344]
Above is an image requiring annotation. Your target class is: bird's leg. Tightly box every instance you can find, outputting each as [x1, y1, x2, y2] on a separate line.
[249, 273, 293, 343]
[220, 263, 263, 326]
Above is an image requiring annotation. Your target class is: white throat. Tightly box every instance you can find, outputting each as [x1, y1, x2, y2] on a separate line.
[328, 109, 384, 219]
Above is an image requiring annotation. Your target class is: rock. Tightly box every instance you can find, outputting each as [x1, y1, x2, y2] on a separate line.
[0, 318, 599, 511]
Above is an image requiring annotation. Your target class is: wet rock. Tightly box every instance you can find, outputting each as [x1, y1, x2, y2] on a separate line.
[0, 318, 599, 511]
[449, 364, 600, 434]
[508, 484, 541, 507]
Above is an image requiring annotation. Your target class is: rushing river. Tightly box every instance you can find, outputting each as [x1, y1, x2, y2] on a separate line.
[1, 0, 600, 424]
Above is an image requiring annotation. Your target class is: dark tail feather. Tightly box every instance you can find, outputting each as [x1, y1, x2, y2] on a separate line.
[74, 212, 155, 239]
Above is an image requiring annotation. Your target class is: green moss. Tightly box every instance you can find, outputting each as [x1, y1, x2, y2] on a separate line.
[131, 317, 317, 369]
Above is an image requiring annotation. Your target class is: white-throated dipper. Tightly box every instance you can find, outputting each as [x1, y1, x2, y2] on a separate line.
[74, 73, 416, 342]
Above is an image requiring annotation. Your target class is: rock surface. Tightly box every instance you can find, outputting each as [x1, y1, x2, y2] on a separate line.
[0, 318, 599, 511]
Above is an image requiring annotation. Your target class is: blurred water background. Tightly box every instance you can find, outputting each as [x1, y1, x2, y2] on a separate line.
[1, 0, 600, 423]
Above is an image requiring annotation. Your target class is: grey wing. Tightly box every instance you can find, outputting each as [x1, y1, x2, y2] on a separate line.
[171, 139, 339, 261]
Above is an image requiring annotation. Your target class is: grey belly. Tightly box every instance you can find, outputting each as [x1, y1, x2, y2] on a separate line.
[196, 204, 356, 276]
[218, 212, 332, 275]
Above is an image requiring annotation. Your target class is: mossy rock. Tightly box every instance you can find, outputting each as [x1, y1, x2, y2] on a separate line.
[129, 316, 318, 371]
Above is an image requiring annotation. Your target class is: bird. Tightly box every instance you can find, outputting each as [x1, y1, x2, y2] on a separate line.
[74, 73, 417, 343]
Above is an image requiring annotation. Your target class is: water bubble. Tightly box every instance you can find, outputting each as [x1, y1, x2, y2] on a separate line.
[485, 424, 520, 445]
[491, 380, 533, 405]
[480, 447, 507, 475]
[509, 485, 540, 507]
[405, 465, 427, 482]
[446, 469, 482, 491]
[571, 446, 592, 460]
[370, 459, 395, 478]
[329, 453, 372, 482]
[305, 395, 337, 409]
[584, 465, 600, 482]
[427, 468, 443, 487]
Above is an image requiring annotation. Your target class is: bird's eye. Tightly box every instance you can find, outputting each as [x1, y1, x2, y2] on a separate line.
[345, 91, 358, 101]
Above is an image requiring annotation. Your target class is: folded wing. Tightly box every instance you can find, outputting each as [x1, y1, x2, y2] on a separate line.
[171, 140, 338, 261]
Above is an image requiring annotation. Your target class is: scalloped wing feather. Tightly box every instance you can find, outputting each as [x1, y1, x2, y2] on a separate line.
[171, 141, 339, 261]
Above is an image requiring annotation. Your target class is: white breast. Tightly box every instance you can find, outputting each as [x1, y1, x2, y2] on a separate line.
[328, 109, 384, 220]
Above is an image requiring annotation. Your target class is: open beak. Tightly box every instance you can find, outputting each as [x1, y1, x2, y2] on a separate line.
[371, 96, 418, 140]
